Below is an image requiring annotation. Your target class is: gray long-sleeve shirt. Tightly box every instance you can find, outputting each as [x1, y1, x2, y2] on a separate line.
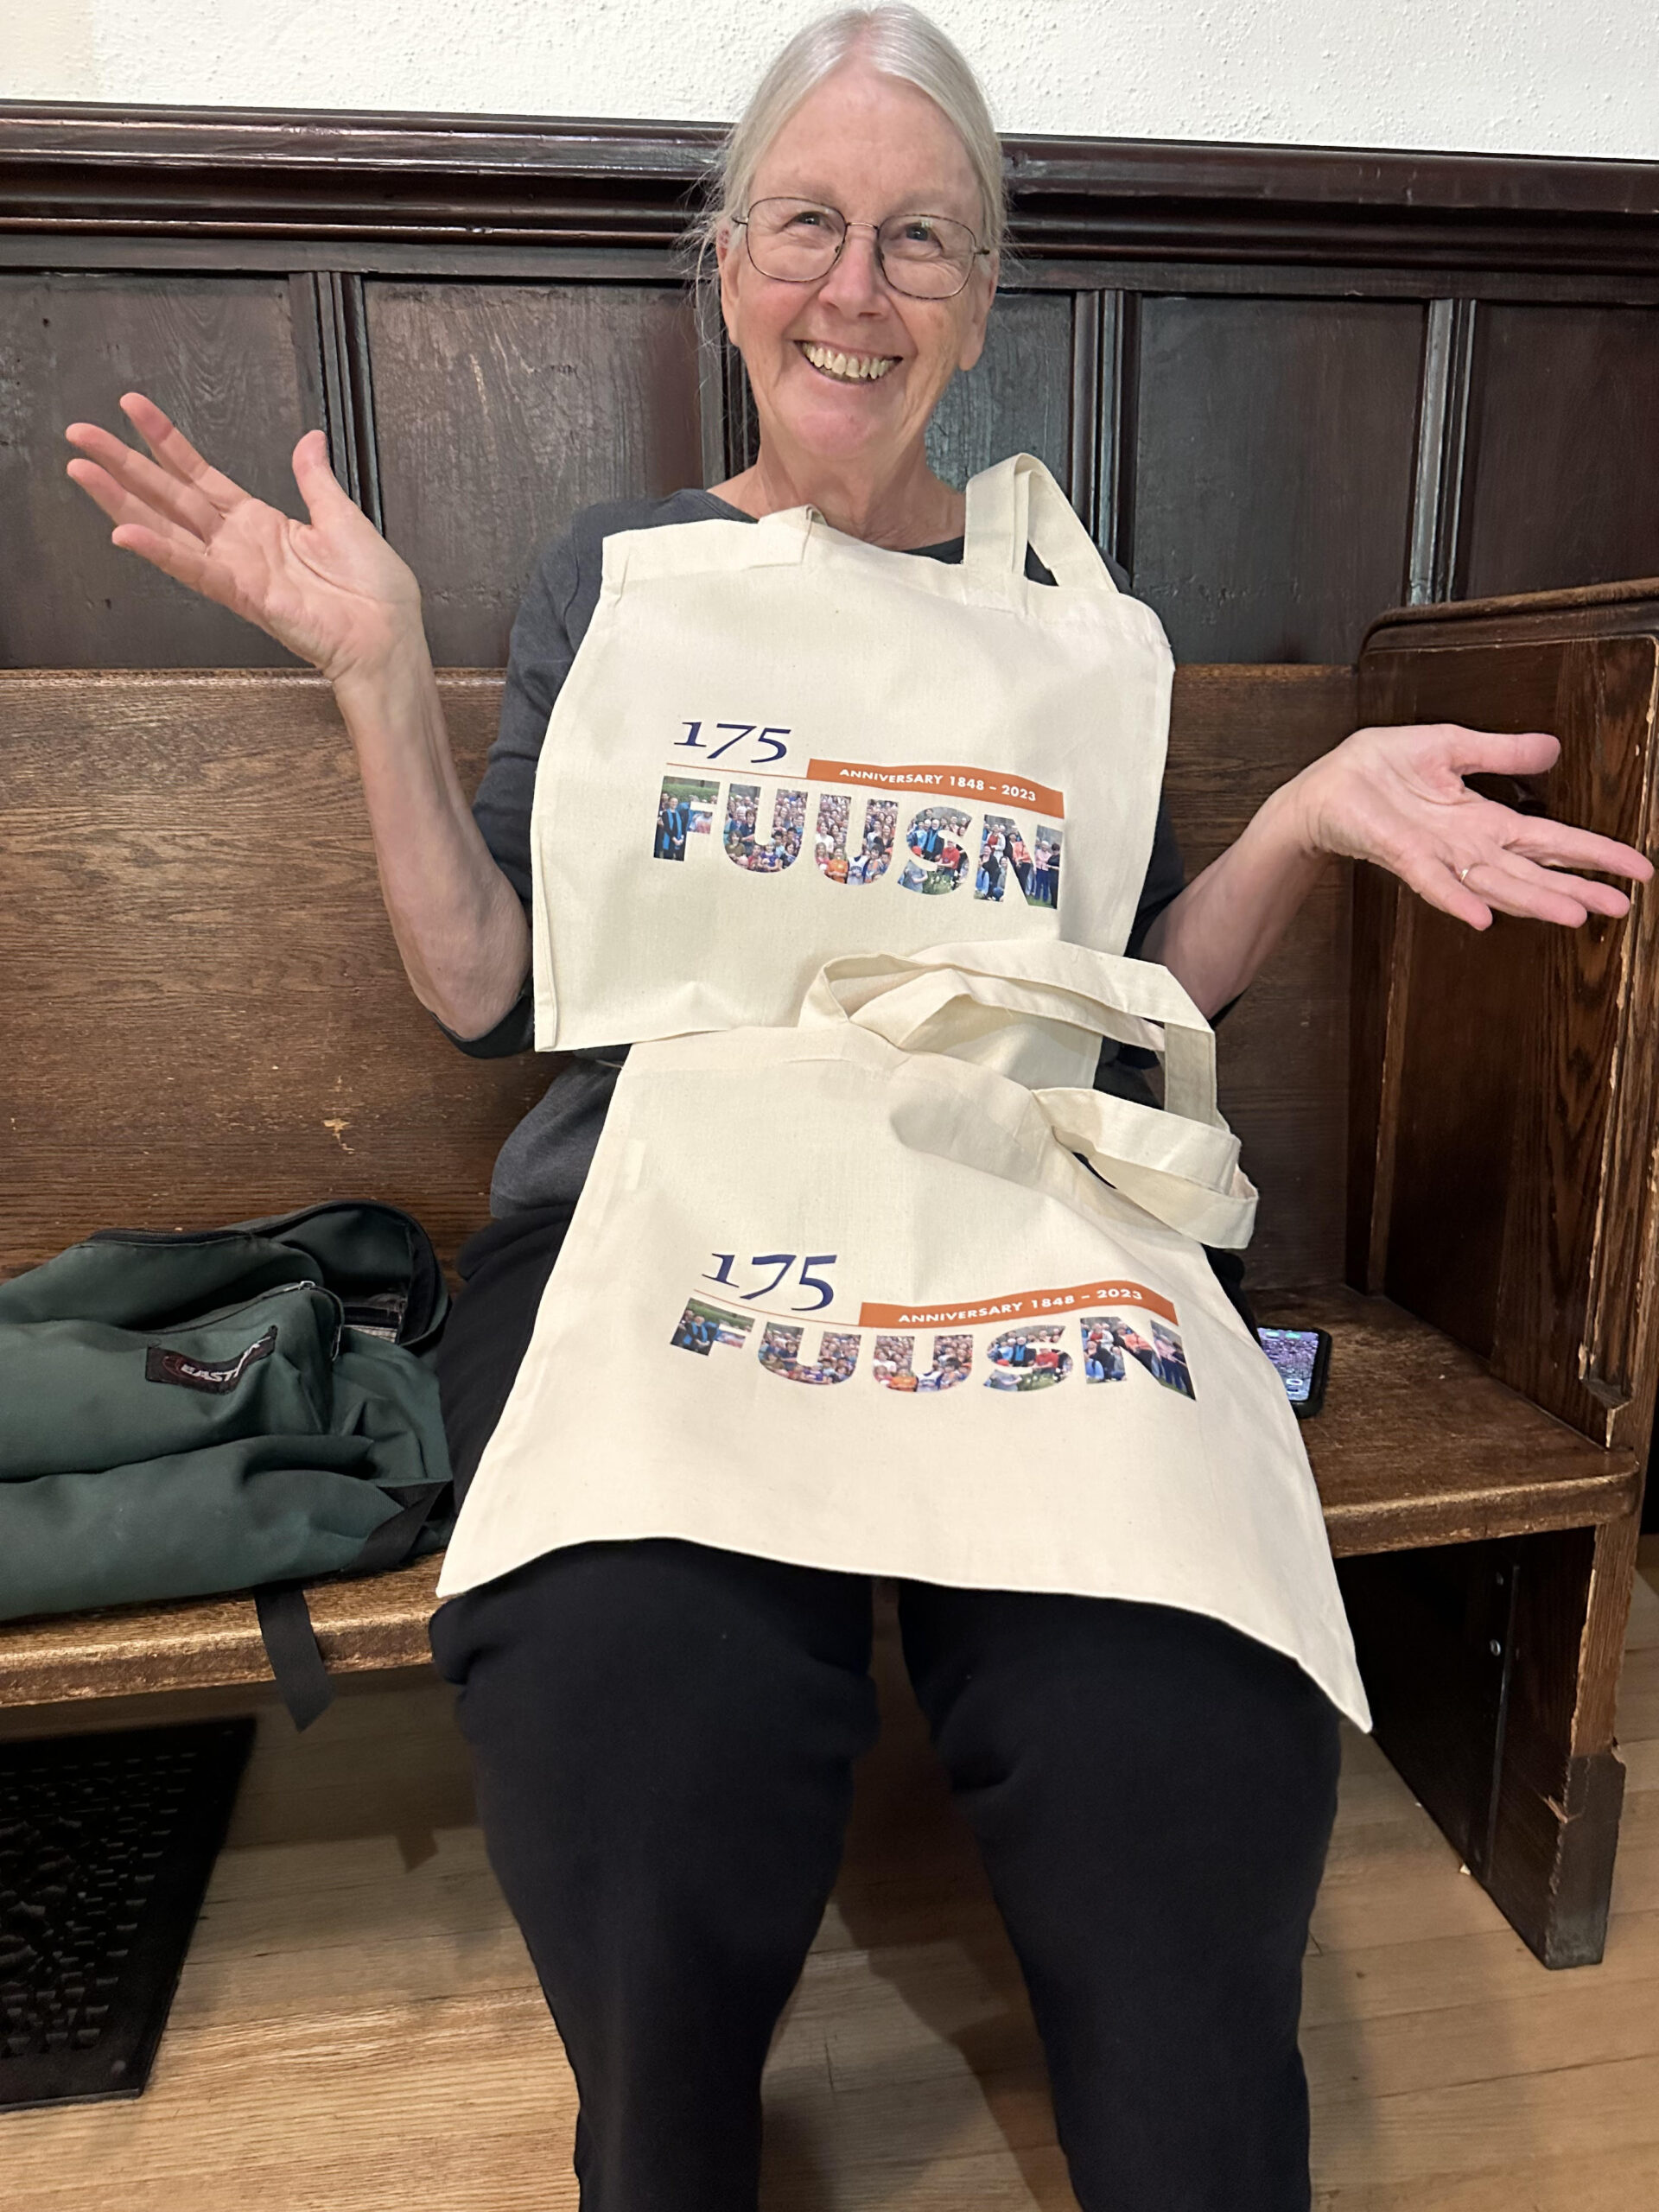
[444, 489, 1185, 1216]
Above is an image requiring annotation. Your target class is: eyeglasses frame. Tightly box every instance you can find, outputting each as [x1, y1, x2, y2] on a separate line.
[730, 197, 994, 302]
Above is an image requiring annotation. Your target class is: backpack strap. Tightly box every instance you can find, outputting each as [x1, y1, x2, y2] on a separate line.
[254, 1480, 454, 1732]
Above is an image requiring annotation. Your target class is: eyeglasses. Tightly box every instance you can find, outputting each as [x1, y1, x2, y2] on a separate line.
[733, 197, 990, 301]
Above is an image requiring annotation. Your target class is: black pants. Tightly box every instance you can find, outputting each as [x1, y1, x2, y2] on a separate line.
[429, 1214, 1340, 2211]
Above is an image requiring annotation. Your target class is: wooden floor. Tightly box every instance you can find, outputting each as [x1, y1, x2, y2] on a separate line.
[8, 1547, 1659, 2209]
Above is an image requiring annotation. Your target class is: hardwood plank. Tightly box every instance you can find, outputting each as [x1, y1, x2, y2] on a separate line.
[925, 292, 1073, 493]
[1460, 305, 1659, 600]
[1310, 2051, 1659, 2187]
[1, 1288, 1638, 1706]
[10, 1633, 1659, 2211]
[1357, 632, 1659, 1461]
[1128, 296, 1424, 663]
[1263, 1289, 1640, 1554]
[0, 1556, 444, 1705]
[0, 273, 314, 668]
[0, 671, 543, 1284]
[1313, 2142, 1659, 2211]
[1164, 664, 1358, 1291]
[365, 279, 702, 664]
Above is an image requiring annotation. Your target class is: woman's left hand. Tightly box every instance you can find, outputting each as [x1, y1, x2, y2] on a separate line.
[1290, 722, 1651, 929]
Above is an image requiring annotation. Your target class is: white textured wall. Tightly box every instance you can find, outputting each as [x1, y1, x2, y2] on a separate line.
[4, 0, 1656, 160]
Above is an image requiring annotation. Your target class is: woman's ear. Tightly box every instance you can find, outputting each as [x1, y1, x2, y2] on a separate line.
[957, 250, 999, 376]
[715, 221, 742, 349]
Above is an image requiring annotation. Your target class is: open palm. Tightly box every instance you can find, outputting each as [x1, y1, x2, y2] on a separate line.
[1304, 721, 1651, 930]
[65, 394, 421, 682]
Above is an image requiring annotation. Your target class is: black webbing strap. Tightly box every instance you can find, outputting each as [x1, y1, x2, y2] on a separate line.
[350, 1482, 453, 1578]
[254, 1584, 335, 1732]
[253, 1482, 454, 1732]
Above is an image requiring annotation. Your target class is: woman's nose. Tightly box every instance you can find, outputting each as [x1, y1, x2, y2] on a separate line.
[816, 225, 887, 314]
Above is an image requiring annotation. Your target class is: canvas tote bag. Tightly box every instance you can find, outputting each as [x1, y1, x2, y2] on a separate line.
[528, 455, 1174, 1050]
[438, 941, 1368, 1729]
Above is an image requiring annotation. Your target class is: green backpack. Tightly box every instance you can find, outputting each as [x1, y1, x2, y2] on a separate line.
[0, 1202, 454, 1727]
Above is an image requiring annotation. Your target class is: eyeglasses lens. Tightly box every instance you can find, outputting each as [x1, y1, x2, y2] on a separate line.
[744, 200, 977, 299]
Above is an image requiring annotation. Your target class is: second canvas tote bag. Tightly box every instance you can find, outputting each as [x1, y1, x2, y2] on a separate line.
[439, 940, 1368, 1730]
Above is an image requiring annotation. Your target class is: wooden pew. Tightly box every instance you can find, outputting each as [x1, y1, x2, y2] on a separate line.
[1, 607, 1652, 1967]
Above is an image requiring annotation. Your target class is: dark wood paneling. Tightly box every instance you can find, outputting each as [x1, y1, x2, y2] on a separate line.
[1165, 664, 1357, 1291]
[1459, 307, 1659, 600]
[12, 106, 1659, 278]
[1358, 632, 1659, 1455]
[1383, 901, 1540, 1357]
[364, 280, 702, 666]
[925, 290, 1073, 493]
[1128, 296, 1425, 663]
[0, 273, 315, 667]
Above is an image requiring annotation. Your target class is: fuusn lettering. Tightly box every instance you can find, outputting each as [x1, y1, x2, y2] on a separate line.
[652, 772, 1062, 906]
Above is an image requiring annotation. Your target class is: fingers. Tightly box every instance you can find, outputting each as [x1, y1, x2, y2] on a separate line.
[102, 519, 225, 601]
[1398, 853, 1495, 932]
[65, 453, 201, 550]
[118, 392, 249, 514]
[65, 417, 222, 540]
[1469, 854, 1599, 927]
[290, 429, 364, 526]
[1434, 725, 1562, 778]
[1504, 816, 1653, 885]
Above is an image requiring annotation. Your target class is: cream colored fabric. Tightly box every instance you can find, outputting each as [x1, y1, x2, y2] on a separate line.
[529, 454, 1174, 1050]
[440, 941, 1368, 1731]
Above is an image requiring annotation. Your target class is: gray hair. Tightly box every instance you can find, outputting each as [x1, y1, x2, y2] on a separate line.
[696, 5, 1007, 264]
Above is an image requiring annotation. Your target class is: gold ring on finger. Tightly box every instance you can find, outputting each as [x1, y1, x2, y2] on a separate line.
[1459, 863, 1476, 885]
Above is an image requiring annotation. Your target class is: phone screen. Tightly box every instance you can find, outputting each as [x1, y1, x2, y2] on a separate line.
[1257, 1327, 1322, 1407]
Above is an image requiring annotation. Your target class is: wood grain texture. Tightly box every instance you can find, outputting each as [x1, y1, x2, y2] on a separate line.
[1459, 307, 1659, 600]
[15, 105, 1659, 278]
[3, 1581, 1658, 2206]
[1358, 637, 1659, 1452]
[0, 1558, 442, 1708]
[925, 291, 1073, 494]
[1128, 296, 1424, 663]
[364, 280, 702, 664]
[0, 1289, 1637, 1711]
[0, 664, 1357, 1295]
[0, 671, 549, 1277]
[1163, 664, 1357, 1290]
[0, 273, 315, 668]
[1262, 1289, 1639, 1557]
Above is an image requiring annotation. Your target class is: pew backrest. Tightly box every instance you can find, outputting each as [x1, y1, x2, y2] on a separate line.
[2, 664, 1358, 1293]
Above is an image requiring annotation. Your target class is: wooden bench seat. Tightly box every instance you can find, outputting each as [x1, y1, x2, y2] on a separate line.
[0, 1289, 1637, 1709]
[3, 631, 1656, 1968]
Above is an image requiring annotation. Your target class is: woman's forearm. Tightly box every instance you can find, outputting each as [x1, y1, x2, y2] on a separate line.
[1139, 778, 1327, 1019]
[332, 632, 530, 1038]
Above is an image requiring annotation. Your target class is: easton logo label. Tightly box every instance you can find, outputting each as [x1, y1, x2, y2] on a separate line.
[144, 1325, 279, 1394]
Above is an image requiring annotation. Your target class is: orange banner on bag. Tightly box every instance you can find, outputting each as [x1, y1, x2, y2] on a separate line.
[804, 758, 1065, 818]
[859, 1279, 1177, 1330]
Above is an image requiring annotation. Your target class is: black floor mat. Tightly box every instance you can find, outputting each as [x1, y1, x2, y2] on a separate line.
[0, 1716, 254, 2111]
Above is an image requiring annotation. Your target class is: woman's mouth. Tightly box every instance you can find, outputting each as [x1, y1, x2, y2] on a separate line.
[798, 341, 899, 384]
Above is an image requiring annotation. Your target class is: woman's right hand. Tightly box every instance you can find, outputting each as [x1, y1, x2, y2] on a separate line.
[66, 393, 422, 684]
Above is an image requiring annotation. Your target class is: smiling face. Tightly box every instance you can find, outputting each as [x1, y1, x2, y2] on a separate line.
[716, 60, 996, 504]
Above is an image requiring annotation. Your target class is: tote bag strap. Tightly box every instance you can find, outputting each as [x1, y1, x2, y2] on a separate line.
[800, 942, 1256, 1247]
[1034, 1086, 1257, 1251]
[804, 942, 1223, 1126]
[962, 454, 1117, 594]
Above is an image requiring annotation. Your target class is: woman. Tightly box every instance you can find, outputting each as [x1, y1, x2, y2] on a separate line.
[64, 10, 1648, 2209]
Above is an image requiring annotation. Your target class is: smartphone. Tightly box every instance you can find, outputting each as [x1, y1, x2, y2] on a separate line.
[1256, 1325, 1332, 1419]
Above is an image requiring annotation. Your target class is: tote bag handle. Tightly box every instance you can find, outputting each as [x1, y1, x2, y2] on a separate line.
[1033, 1086, 1256, 1250]
[804, 941, 1222, 1125]
[963, 454, 1117, 594]
[801, 943, 1257, 1248]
